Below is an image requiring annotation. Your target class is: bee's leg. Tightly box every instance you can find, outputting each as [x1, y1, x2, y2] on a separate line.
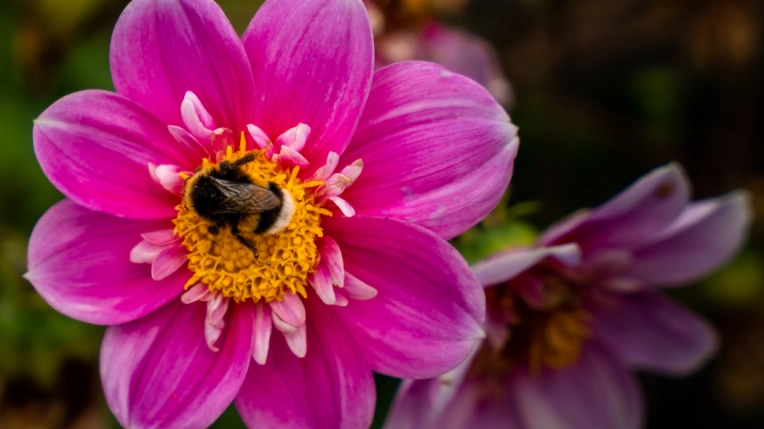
[231, 153, 256, 168]
[231, 223, 259, 259]
[218, 160, 232, 174]
[207, 217, 226, 236]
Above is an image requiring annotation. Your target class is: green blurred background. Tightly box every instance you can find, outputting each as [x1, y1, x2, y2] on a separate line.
[1, 0, 763, 427]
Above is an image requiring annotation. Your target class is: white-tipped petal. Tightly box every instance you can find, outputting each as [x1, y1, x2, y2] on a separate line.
[148, 163, 185, 195]
[272, 312, 298, 335]
[284, 323, 307, 358]
[338, 159, 363, 182]
[180, 91, 215, 142]
[319, 237, 344, 287]
[247, 124, 271, 149]
[253, 302, 273, 365]
[204, 320, 223, 352]
[334, 291, 349, 307]
[208, 296, 230, 328]
[275, 123, 311, 152]
[328, 197, 356, 217]
[277, 145, 310, 168]
[181, 283, 213, 304]
[141, 229, 179, 246]
[129, 240, 164, 264]
[269, 293, 306, 327]
[344, 273, 378, 300]
[309, 263, 336, 305]
[311, 152, 340, 181]
[168, 125, 207, 155]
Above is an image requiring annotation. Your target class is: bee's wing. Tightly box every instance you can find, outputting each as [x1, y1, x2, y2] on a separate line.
[208, 177, 281, 214]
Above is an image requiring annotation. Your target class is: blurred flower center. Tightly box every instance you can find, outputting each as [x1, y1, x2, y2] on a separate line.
[473, 267, 592, 378]
[174, 138, 329, 303]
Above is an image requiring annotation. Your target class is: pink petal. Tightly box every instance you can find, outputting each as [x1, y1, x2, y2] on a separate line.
[341, 61, 518, 240]
[275, 123, 311, 152]
[588, 290, 718, 375]
[168, 125, 209, 157]
[151, 245, 188, 281]
[472, 244, 582, 287]
[33, 91, 198, 219]
[328, 196, 356, 217]
[180, 91, 215, 143]
[268, 293, 306, 327]
[308, 262, 336, 305]
[319, 161, 364, 198]
[384, 378, 446, 429]
[277, 145, 310, 168]
[385, 346, 481, 429]
[284, 322, 307, 358]
[344, 272, 378, 300]
[110, 0, 255, 131]
[181, 283, 212, 304]
[242, 0, 374, 176]
[514, 343, 642, 429]
[311, 152, 340, 182]
[625, 191, 752, 286]
[129, 240, 165, 264]
[539, 164, 691, 252]
[388, 378, 525, 429]
[210, 127, 235, 155]
[319, 237, 344, 287]
[418, 24, 514, 105]
[101, 299, 254, 429]
[246, 124, 271, 149]
[440, 380, 525, 429]
[26, 200, 186, 325]
[325, 215, 485, 378]
[148, 163, 184, 195]
[208, 294, 230, 328]
[271, 311, 297, 335]
[252, 302, 273, 365]
[334, 291, 349, 307]
[141, 229, 179, 246]
[338, 158, 365, 182]
[236, 299, 374, 429]
[205, 317, 224, 352]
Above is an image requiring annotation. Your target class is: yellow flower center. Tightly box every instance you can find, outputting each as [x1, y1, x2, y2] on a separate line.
[173, 137, 331, 303]
[471, 274, 591, 379]
[525, 308, 591, 374]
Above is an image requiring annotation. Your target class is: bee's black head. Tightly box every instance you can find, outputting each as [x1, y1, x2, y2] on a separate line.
[189, 176, 226, 219]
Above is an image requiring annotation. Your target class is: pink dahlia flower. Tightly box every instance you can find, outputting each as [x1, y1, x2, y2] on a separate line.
[376, 24, 514, 106]
[386, 164, 751, 429]
[364, 1, 513, 105]
[26, 0, 518, 427]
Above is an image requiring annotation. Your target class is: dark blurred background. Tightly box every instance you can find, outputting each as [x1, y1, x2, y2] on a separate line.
[1, 0, 763, 427]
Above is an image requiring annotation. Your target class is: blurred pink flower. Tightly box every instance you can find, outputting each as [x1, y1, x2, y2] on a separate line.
[387, 164, 752, 429]
[366, 1, 513, 105]
[26, 0, 519, 427]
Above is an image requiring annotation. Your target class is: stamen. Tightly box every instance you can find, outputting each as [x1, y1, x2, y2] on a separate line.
[472, 271, 593, 378]
[526, 309, 591, 374]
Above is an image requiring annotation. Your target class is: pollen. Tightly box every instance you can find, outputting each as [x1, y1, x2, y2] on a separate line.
[173, 138, 331, 303]
[525, 308, 591, 374]
[471, 277, 592, 379]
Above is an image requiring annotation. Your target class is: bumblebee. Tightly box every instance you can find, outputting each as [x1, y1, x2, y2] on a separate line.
[183, 153, 295, 257]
